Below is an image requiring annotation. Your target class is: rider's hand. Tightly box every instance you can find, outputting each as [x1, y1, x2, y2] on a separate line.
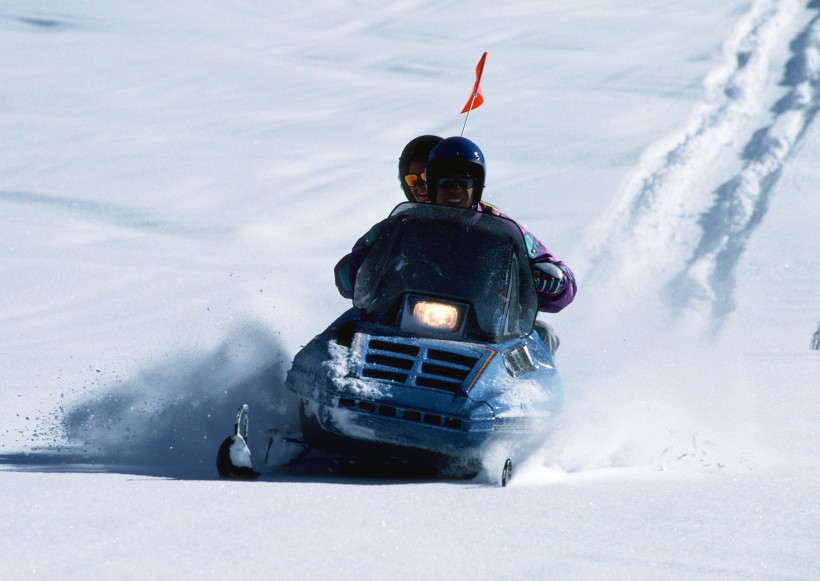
[533, 263, 566, 296]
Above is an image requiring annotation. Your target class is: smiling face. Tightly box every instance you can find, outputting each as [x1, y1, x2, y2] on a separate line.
[405, 159, 430, 203]
[434, 173, 475, 208]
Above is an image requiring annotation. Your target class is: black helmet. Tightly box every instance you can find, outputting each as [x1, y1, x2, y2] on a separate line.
[425, 136, 486, 207]
[398, 135, 443, 202]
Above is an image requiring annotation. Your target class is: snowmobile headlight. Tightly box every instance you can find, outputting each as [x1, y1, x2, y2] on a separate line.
[414, 300, 459, 329]
[400, 296, 467, 337]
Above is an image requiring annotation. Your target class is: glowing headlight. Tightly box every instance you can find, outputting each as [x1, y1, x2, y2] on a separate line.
[412, 300, 460, 331]
[400, 296, 467, 336]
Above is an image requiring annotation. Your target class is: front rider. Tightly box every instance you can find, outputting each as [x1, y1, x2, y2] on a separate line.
[424, 136, 575, 314]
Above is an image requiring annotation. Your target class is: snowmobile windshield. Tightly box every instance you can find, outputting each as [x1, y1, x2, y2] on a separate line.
[353, 203, 538, 342]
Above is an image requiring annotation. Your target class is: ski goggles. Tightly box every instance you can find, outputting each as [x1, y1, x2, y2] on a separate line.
[403, 172, 426, 187]
[437, 177, 475, 189]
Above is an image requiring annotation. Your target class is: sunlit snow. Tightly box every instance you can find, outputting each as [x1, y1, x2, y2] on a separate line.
[1, 0, 818, 578]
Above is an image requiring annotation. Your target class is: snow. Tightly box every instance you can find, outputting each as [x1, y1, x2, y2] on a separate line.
[1, 0, 819, 578]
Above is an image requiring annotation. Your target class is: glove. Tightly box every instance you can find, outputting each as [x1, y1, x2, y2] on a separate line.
[533, 263, 566, 296]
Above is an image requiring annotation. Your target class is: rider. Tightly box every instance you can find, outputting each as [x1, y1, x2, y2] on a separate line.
[335, 135, 442, 298]
[424, 136, 575, 314]
[399, 135, 443, 204]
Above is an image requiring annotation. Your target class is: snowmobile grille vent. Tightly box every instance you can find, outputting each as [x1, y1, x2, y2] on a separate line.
[361, 340, 418, 384]
[369, 339, 420, 356]
[360, 340, 483, 393]
[415, 349, 480, 392]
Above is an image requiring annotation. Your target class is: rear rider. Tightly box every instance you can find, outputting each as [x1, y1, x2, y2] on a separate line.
[335, 135, 442, 299]
[399, 135, 443, 204]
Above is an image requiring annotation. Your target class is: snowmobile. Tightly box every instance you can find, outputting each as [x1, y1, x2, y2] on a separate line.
[218, 202, 563, 485]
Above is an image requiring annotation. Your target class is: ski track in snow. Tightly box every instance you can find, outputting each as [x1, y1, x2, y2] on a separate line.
[587, 0, 820, 334]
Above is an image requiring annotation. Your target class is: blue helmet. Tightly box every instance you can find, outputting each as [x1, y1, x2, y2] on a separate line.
[425, 136, 486, 206]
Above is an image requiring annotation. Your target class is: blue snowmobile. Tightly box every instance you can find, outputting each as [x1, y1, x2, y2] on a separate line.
[290, 202, 564, 482]
[218, 202, 563, 484]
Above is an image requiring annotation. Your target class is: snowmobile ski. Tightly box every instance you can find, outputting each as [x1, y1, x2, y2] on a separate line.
[216, 404, 259, 480]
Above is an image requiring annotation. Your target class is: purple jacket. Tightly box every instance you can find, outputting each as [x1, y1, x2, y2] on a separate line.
[334, 203, 576, 313]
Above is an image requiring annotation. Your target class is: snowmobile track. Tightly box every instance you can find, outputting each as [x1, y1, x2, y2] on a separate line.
[587, 0, 820, 333]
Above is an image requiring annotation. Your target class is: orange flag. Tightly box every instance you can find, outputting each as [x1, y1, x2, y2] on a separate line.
[460, 52, 487, 114]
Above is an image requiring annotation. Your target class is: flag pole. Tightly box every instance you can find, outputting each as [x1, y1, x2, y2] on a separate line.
[460, 99, 476, 136]
[459, 52, 487, 136]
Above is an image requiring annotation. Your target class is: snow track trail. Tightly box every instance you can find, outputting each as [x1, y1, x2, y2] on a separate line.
[585, 0, 820, 333]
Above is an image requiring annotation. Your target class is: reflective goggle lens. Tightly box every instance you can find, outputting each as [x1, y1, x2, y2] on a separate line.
[437, 177, 475, 189]
[403, 172, 426, 187]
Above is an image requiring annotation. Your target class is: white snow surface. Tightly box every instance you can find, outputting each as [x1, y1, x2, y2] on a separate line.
[2, 0, 819, 578]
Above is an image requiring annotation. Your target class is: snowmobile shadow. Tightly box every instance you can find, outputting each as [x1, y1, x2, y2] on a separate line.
[244, 442, 488, 486]
[3, 321, 300, 480]
[258, 460, 485, 487]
